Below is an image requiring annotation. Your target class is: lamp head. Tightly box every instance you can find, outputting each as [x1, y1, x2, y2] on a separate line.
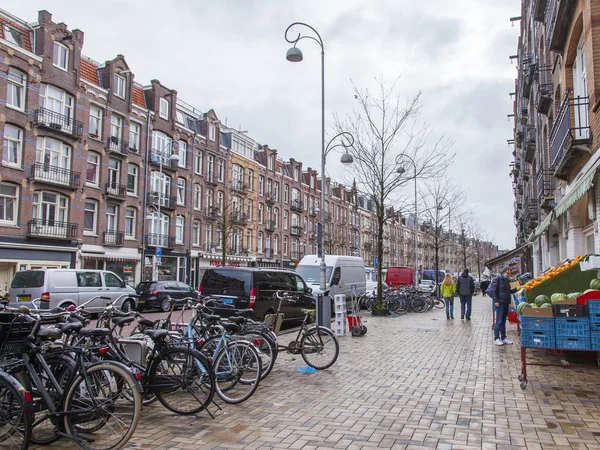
[340, 152, 353, 165]
[286, 46, 303, 63]
[397, 167, 405, 175]
[169, 153, 180, 162]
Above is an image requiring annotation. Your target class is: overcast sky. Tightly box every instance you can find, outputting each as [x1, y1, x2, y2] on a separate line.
[8, 0, 521, 249]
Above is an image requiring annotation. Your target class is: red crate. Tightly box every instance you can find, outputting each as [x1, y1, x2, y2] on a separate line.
[508, 311, 518, 323]
[347, 315, 361, 328]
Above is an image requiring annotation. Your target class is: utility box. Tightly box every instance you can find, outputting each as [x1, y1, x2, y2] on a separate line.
[317, 294, 331, 329]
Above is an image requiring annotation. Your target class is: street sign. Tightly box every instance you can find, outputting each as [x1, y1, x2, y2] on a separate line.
[374, 257, 378, 268]
[155, 247, 162, 258]
[156, 258, 162, 265]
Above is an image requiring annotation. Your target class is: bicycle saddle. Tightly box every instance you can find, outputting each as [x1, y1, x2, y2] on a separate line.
[138, 318, 155, 328]
[201, 313, 221, 322]
[220, 322, 240, 333]
[56, 322, 84, 334]
[112, 316, 135, 327]
[228, 316, 246, 324]
[78, 328, 110, 337]
[37, 327, 63, 339]
[143, 329, 169, 341]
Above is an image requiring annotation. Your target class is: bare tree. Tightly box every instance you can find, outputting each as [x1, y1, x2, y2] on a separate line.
[453, 211, 473, 272]
[335, 77, 454, 309]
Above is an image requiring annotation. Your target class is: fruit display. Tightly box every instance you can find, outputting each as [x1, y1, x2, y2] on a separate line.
[533, 294, 550, 305]
[517, 302, 531, 314]
[521, 256, 585, 291]
[550, 293, 567, 303]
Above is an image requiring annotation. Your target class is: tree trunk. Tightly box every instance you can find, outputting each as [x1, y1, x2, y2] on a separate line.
[376, 213, 385, 306]
[434, 231, 439, 297]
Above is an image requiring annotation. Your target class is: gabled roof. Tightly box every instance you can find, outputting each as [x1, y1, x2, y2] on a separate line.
[132, 83, 146, 108]
[80, 56, 101, 86]
[0, 14, 33, 53]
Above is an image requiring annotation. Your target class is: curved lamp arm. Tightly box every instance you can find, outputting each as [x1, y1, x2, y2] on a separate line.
[285, 22, 324, 51]
[325, 131, 354, 157]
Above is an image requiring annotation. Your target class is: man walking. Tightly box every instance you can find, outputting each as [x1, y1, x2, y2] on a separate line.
[490, 267, 514, 346]
[455, 268, 475, 320]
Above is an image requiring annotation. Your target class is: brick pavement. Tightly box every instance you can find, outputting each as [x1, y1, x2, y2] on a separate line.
[46, 296, 600, 449]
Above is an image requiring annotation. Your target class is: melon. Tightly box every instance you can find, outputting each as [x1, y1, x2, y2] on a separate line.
[590, 278, 600, 290]
[567, 292, 582, 300]
[534, 295, 550, 306]
[517, 302, 531, 314]
[550, 293, 568, 304]
[540, 303, 553, 308]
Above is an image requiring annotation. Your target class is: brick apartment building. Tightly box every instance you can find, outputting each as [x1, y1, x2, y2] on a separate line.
[0, 8, 496, 293]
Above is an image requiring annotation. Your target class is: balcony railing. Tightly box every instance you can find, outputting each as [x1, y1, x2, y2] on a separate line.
[204, 172, 217, 185]
[290, 199, 303, 212]
[30, 163, 81, 188]
[524, 125, 536, 163]
[290, 251, 303, 261]
[146, 192, 176, 209]
[106, 137, 129, 156]
[230, 212, 248, 225]
[265, 193, 277, 205]
[149, 153, 178, 170]
[309, 208, 318, 217]
[290, 225, 302, 236]
[145, 234, 175, 248]
[266, 220, 276, 232]
[104, 182, 126, 199]
[550, 94, 591, 176]
[33, 107, 83, 138]
[103, 230, 124, 246]
[27, 219, 78, 240]
[545, 0, 558, 47]
[231, 180, 247, 194]
[535, 64, 553, 115]
[536, 168, 556, 205]
[523, 200, 539, 229]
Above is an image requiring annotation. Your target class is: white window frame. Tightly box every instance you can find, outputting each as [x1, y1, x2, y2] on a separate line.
[40, 84, 74, 121]
[284, 211, 289, 230]
[106, 205, 118, 232]
[258, 232, 263, 253]
[258, 203, 264, 224]
[114, 74, 126, 99]
[89, 104, 103, 138]
[129, 121, 141, 153]
[7, 67, 26, 111]
[125, 207, 136, 239]
[192, 220, 201, 246]
[110, 114, 123, 142]
[0, 182, 18, 226]
[259, 176, 264, 196]
[53, 41, 69, 71]
[35, 137, 71, 170]
[127, 164, 138, 196]
[178, 140, 187, 167]
[86, 152, 100, 187]
[247, 170, 253, 191]
[3, 124, 23, 167]
[83, 200, 98, 234]
[217, 159, 225, 182]
[176, 215, 185, 243]
[159, 98, 169, 120]
[193, 184, 202, 210]
[209, 123, 216, 141]
[177, 177, 186, 205]
[194, 150, 203, 175]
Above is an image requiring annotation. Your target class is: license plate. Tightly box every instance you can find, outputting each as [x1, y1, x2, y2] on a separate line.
[220, 298, 234, 305]
[138, 299, 145, 304]
[18, 295, 31, 302]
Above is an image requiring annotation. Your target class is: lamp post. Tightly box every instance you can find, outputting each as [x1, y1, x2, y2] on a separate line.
[146, 140, 179, 281]
[284, 23, 354, 297]
[396, 156, 418, 287]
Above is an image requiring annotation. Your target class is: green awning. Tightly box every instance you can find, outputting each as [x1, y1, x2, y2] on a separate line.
[554, 170, 595, 218]
[534, 212, 555, 238]
[485, 243, 530, 269]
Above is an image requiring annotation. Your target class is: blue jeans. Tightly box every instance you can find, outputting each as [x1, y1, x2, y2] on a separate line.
[444, 297, 454, 317]
[460, 295, 472, 319]
[494, 302, 509, 340]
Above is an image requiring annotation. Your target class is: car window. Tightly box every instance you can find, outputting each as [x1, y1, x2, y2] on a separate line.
[201, 269, 251, 296]
[104, 272, 123, 288]
[77, 272, 102, 288]
[136, 282, 157, 294]
[11, 271, 45, 288]
[330, 267, 341, 286]
[256, 272, 295, 293]
[164, 281, 178, 290]
[294, 275, 306, 292]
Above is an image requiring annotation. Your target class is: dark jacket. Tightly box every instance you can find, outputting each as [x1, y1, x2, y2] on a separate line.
[488, 275, 512, 304]
[456, 272, 475, 296]
[480, 280, 490, 293]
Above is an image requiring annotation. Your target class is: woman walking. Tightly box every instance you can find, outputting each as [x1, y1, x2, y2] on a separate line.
[440, 274, 457, 319]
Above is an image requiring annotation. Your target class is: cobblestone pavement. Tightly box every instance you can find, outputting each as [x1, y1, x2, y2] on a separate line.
[46, 296, 600, 449]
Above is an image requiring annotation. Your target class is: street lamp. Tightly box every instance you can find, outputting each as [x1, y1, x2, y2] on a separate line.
[396, 156, 418, 287]
[285, 22, 354, 297]
[145, 140, 179, 281]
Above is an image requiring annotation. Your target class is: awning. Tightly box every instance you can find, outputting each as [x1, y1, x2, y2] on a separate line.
[82, 253, 140, 262]
[485, 243, 530, 269]
[554, 170, 595, 218]
[533, 212, 555, 238]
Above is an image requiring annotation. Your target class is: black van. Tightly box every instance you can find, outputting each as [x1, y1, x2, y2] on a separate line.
[199, 268, 315, 322]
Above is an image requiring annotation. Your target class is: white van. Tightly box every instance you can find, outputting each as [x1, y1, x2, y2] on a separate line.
[296, 255, 366, 300]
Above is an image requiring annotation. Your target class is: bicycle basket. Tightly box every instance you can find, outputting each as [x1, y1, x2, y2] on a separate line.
[0, 313, 35, 359]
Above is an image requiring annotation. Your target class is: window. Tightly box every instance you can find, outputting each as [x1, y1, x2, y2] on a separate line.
[178, 140, 187, 167]
[89, 105, 102, 138]
[193, 184, 202, 210]
[176, 110, 185, 125]
[217, 159, 224, 182]
[274, 181, 280, 200]
[246, 230, 252, 252]
[207, 154, 214, 178]
[294, 168, 299, 182]
[205, 224, 213, 250]
[274, 235, 279, 255]
[151, 131, 172, 165]
[110, 114, 122, 142]
[36, 137, 71, 170]
[40, 84, 74, 120]
[106, 205, 118, 232]
[104, 272, 122, 288]
[258, 203, 264, 224]
[206, 188, 214, 209]
[107, 159, 120, 190]
[176, 216, 184, 243]
[194, 150, 203, 175]
[232, 164, 243, 185]
[127, 164, 138, 195]
[267, 179, 272, 196]
[268, 156, 274, 171]
[150, 171, 172, 206]
[209, 123, 216, 141]
[283, 237, 288, 255]
[259, 176, 264, 196]
[274, 208, 279, 228]
[129, 122, 140, 153]
[177, 177, 186, 205]
[217, 191, 224, 213]
[2, 124, 22, 166]
[125, 207, 136, 239]
[284, 184, 289, 203]
[247, 170, 254, 191]
[86, 152, 100, 186]
[146, 211, 169, 240]
[77, 272, 101, 288]
[7, 68, 25, 110]
[258, 232, 263, 253]
[84, 200, 98, 233]
[192, 220, 201, 246]
[114, 74, 126, 98]
[53, 42, 69, 70]
[159, 98, 169, 120]
[2, 25, 24, 48]
[310, 176, 314, 189]
[284, 211, 289, 230]
[0, 183, 18, 226]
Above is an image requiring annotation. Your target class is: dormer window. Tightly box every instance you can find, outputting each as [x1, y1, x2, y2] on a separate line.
[2, 24, 24, 48]
[114, 74, 126, 98]
[53, 42, 69, 71]
[209, 123, 216, 141]
[159, 98, 169, 120]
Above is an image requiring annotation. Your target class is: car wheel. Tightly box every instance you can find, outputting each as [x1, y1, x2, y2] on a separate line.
[160, 296, 172, 312]
[121, 299, 134, 313]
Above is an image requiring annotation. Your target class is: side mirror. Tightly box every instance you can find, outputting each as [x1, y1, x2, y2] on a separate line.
[306, 287, 313, 294]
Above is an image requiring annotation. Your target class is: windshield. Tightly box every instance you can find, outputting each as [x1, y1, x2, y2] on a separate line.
[136, 282, 158, 294]
[295, 266, 333, 284]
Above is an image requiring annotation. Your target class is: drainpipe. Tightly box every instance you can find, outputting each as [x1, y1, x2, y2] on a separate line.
[140, 111, 152, 282]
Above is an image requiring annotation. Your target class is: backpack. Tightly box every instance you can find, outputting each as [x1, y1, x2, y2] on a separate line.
[486, 278, 499, 297]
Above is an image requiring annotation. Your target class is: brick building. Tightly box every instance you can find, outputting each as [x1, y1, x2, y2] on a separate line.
[0, 8, 495, 293]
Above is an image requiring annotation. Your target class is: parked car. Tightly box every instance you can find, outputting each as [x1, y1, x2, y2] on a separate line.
[418, 279, 436, 294]
[296, 255, 366, 301]
[365, 280, 388, 297]
[135, 280, 199, 312]
[9, 269, 137, 313]
[200, 267, 315, 323]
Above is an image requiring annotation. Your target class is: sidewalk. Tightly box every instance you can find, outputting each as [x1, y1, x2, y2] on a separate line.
[125, 296, 600, 450]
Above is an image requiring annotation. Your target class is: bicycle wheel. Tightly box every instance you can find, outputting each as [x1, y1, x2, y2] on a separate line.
[433, 297, 446, 309]
[300, 326, 339, 370]
[239, 331, 277, 380]
[63, 362, 141, 450]
[392, 295, 409, 315]
[410, 296, 427, 313]
[0, 371, 32, 450]
[213, 341, 261, 404]
[150, 346, 215, 416]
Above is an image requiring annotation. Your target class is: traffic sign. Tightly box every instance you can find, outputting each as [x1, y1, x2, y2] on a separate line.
[155, 247, 162, 258]
[374, 257, 378, 268]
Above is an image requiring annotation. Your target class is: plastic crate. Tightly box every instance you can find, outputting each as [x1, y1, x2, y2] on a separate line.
[521, 330, 556, 349]
[556, 336, 591, 350]
[555, 317, 591, 337]
[591, 332, 600, 350]
[520, 316, 555, 332]
[590, 314, 600, 331]
[553, 304, 588, 318]
[588, 300, 600, 314]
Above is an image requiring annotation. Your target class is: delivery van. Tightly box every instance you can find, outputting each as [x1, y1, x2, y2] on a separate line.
[296, 255, 366, 300]
[385, 266, 414, 288]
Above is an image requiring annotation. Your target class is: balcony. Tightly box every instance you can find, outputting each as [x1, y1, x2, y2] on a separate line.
[550, 95, 591, 180]
[546, 0, 578, 52]
[522, 62, 536, 99]
[290, 250, 303, 261]
[290, 225, 302, 236]
[149, 153, 178, 171]
[33, 107, 83, 138]
[323, 212, 332, 222]
[290, 199, 303, 212]
[30, 163, 81, 189]
[104, 182, 126, 200]
[27, 219, 77, 240]
[205, 207, 220, 221]
[533, 0, 548, 21]
[265, 220, 276, 232]
[106, 137, 129, 157]
[265, 192, 277, 205]
[523, 125, 536, 163]
[523, 200, 539, 230]
[103, 230, 124, 247]
[145, 234, 175, 248]
[231, 180, 247, 194]
[536, 168, 556, 210]
[146, 192, 176, 210]
[230, 212, 248, 226]
[204, 172, 218, 186]
[535, 64, 553, 115]
[309, 208, 318, 218]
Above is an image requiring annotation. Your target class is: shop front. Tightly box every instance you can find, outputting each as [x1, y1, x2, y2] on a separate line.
[143, 252, 188, 284]
[80, 246, 141, 287]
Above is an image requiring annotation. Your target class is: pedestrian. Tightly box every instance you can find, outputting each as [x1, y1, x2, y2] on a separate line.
[480, 279, 490, 297]
[455, 268, 475, 320]
[440, 274, 456, 320]
[489, 267, 515, 346]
